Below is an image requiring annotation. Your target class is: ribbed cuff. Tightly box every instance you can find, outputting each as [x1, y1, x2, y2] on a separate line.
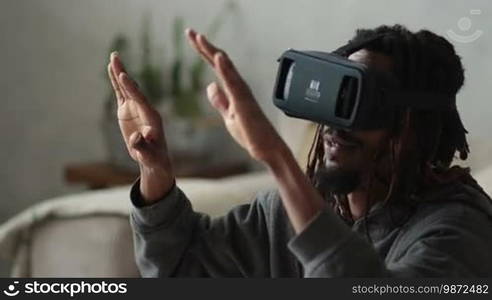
[130, 178, 184, 229]
[287, 208, 354, 269]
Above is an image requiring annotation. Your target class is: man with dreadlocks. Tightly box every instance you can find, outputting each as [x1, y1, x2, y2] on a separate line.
[107, 24, 492, 277]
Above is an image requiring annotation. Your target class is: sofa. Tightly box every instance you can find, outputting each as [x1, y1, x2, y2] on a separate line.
[0, 121, 491, 277]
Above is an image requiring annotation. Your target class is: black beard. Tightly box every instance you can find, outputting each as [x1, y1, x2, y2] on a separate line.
[313, 165, 361, 195]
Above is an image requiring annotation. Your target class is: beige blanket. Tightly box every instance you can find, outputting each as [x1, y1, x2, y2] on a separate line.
[0, 172, 276, 276]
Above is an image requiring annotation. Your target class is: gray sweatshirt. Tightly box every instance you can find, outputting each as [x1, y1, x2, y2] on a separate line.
[129, 179, 492, 277]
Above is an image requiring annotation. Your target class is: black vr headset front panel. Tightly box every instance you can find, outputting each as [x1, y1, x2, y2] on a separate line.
[273, 48, 456, 130]
[274, 50, 368, 129]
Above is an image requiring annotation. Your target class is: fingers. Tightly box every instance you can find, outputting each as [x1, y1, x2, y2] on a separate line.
[141, 125, 158, 144]
[110, 52, 127, 77]
[129, 126, 156, 147]
[107, 63, 124, 105]
[186, 29, 251, 101]
[108, 52, 152, 107]
[129, 129, 156, 159]
[196, 33, 222, 61]
[119, 72, 145, 103]
[206, 82, 229, 115]
[108, 51, 161, 127]
[108, 52, 145, 104]
[187, 28, 254, 109]
[119, 72, 159, 124]
[186, 28, 227, 68]
[109, 52, 130, 100]
[214, 52, 252, 102]
[186, 29, 215, 65]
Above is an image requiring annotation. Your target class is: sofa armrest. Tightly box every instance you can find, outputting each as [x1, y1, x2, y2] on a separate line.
[0, 171, 276, 277]
[30, 216, 139, 277]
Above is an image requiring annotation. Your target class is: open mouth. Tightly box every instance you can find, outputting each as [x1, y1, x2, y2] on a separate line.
[326, 135, 360, 148]
[323, 129, 362, 150]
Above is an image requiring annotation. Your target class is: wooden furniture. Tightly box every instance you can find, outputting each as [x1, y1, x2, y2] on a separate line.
[64, 161, 250, 189]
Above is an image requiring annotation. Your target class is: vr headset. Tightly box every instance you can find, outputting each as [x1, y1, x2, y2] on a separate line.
[272, 34, 456, 130]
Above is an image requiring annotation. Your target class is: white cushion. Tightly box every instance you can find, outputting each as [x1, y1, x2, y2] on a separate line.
[0, 171, 276, 277]
[31, 216, 139, 277]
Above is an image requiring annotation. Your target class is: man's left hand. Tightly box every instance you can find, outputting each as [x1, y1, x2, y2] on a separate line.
[186, 29, 289, 165]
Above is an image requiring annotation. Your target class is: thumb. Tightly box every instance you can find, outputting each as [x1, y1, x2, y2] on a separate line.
[141, 125, 159, 145]
[206, 82, 229, 116]
[128, 131, 147, 152]
[128, 131, 157, 166]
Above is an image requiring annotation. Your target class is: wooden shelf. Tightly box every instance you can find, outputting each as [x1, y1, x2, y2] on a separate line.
[64, 161, 250, 189]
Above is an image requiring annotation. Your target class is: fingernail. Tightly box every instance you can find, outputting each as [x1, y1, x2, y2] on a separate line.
[216, 52, 225, 63]
[197, 33, 205, 42]
[119, 72, 127, 82]
[110, 51, 119, 60]
[207, 82, 218, 98]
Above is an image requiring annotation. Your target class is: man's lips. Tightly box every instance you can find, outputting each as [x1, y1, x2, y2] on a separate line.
[324, 134, 361, 148]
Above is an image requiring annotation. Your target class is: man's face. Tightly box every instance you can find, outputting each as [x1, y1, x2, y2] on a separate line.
[316, 49, 393, 194]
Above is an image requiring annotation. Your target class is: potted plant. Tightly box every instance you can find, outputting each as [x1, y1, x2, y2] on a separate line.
[102, 2, 239, 171]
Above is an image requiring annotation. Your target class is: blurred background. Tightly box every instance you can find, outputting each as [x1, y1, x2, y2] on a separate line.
[0, 0, 491, 277]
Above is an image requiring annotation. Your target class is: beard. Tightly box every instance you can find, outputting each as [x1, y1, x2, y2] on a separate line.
[313, 164, 361, 195]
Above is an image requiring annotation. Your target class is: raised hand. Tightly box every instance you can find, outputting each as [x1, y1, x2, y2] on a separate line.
[186, 29, 326, 232]
[107, 53, 174, 203]
[185, 29, 289, 164]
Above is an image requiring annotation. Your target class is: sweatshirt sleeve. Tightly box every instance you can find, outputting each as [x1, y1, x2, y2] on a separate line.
[129, 179, 276, 277]
[287, 203, 492, 277]
[287, 208, 389, 277]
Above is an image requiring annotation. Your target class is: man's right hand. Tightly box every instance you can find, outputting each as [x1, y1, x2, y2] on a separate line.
[107, 52, 175, 205]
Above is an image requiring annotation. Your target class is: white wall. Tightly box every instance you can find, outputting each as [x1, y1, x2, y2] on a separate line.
[1, 0, 491, 222]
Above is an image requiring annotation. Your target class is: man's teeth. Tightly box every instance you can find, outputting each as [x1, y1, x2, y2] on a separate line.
[329, 141, 343, 148]
[331, 140, 356, 148]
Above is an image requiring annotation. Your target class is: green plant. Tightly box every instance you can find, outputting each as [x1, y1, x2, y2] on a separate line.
[104, 1, 237, 119]
[104, 16, 166, 112]
[170, 1, 237, 119]
[138, 15, 165, 104]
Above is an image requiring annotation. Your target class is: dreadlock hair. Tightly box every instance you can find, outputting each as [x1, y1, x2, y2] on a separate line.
[306, 24, 479, 223]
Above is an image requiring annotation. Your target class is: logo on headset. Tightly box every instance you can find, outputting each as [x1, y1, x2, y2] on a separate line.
[3, 281, 20, 297]
[447, 9, 483, 43]
[305, 79, 321, 102]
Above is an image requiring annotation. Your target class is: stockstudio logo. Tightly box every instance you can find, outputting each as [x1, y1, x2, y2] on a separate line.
[3, 281, 20, 297]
